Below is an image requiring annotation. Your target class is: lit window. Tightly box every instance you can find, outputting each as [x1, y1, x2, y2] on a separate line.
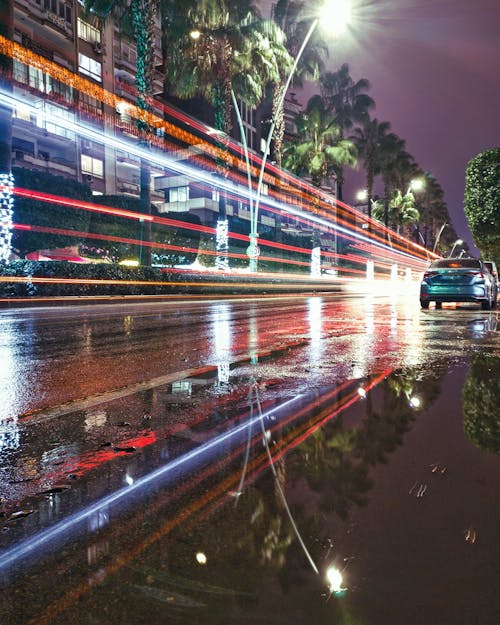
[81, 154, 104, 177]
[78, 53, 102, 82]
[170, 186, 189, 202]
[78, 19, 101, 44]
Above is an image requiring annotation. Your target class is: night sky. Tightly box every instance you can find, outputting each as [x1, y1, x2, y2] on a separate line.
[301, 0, 500, 253]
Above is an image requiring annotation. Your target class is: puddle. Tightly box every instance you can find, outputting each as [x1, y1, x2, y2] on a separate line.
[0, 355, 499, 625]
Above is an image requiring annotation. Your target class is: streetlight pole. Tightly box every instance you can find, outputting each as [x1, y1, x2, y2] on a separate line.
[225, 1, 351, 272]
[449, 238, 463, 257]
[432, 222, 447, 254]
[248, 18, 320, 270]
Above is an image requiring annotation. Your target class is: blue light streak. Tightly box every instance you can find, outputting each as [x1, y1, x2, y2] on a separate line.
[0, 394, 302, 573]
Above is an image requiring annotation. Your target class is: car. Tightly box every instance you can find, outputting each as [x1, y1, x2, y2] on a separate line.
[420, 258, 496, 310]
[483, 261, 499, 304]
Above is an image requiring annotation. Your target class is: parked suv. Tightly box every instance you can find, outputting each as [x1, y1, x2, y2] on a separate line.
[483, 261, 498, 306]
[420, 258, 496, 310]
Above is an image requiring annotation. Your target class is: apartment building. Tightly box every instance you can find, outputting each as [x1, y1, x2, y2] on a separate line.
[10, 0, 166, 204]
[6, 0, 329, 247]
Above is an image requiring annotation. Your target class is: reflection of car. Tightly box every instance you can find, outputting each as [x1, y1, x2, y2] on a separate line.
[420, 258, 496, 310]
[483, 261, 499, 303]
[468, 314, 498, 338]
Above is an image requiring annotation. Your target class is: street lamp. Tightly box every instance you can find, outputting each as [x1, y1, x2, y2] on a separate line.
[449, 238, 463, 257]
[432, 222, 447, 254]
[407, 178, 424, 195]
[247, 0, 352, 271]
[356, 189, 368, 203]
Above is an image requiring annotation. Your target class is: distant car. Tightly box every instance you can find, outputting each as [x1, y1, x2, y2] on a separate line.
[483, 261, 499, 303]
[420, 258, 496, 310]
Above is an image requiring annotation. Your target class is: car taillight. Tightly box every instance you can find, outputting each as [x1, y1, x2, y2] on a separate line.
[464, 271, 484, 278]
[423, 271, 437, 280]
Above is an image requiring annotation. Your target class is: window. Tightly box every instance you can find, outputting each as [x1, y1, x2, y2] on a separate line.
[78, 53, 102, 82]
[78, 19, 101, 44]
[14, 104, 32, 123]
[81, 154, 104, 177]
[38, 103, 75, 140]
[46, 75, 73, 102]
[80, 93, 102, 116]
[169, 186, 189, 203]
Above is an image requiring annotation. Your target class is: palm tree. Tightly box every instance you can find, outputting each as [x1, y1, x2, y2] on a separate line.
[83, 0, 177, 266]
[319, 64, 374, 200]
[282, 95, 357, 189]
[166, 0, 270, 134]
[271, 0, 327, 167]
[377, 132, 410, 227]
[372, 189, 420, 234]
[165, 1, 290, 268]
[352, 117, 391, 218]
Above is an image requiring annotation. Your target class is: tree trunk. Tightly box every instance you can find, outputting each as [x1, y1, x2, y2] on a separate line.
[140, 155, 152, 266]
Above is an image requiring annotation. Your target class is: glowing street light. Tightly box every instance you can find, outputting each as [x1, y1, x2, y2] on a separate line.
[356, 189, 368, 203]
[407, 178, 425, 195]
[449, 238, 463, 257]
[326, 565, 346, 594]
[248, 0, 352, 271]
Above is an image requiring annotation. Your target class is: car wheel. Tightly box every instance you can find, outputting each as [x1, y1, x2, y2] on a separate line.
[435, 302, 442, 309]
[420, 300, 429, 309]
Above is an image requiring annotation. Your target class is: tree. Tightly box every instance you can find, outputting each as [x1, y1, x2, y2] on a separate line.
[83, 0, 167, 267]
[165, 0, 276, 134]
[271, 0, 327, 166]
[372, 189, 419, 234]
[282, 95, 357, 189]
[377, 133, 414, 227]
[352, 117, 391, 218]
[319, 64, 374, 200]
[464, 147, 500, 263]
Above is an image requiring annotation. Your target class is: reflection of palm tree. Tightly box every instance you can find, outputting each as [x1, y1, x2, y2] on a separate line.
[295, 422, 371, 520]
[463, 354, 500, 454]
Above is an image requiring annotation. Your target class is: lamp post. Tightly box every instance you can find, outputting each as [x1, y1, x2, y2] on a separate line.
[406, 177, 425, 250]
[247, 0, 352, 272]
[433, 222, 447, 254]
[449, 238, 463, 257]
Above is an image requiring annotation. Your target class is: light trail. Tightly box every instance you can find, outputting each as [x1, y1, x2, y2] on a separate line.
[1, 88, 430, 271]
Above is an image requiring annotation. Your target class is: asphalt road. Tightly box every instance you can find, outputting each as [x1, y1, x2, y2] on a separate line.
[0, 294, 498, 625]
[1, 293, 498, 421]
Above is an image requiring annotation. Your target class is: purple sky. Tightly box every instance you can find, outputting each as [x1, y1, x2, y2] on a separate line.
[307, 0, 500, 253]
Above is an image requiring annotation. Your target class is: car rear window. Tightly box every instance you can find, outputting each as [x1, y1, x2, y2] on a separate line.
[429, 259, 481, 269]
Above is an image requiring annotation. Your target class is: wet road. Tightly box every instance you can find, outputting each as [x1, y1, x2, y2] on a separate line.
[0, 294, 499, 625]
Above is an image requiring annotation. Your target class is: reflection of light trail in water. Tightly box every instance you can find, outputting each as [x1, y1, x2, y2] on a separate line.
[211, 303, 232, 383]
[24, 371, 392, 625]
[308, 296, 323, 364]
[0, 393, 302, 573]
[251, 378, 320, 575]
